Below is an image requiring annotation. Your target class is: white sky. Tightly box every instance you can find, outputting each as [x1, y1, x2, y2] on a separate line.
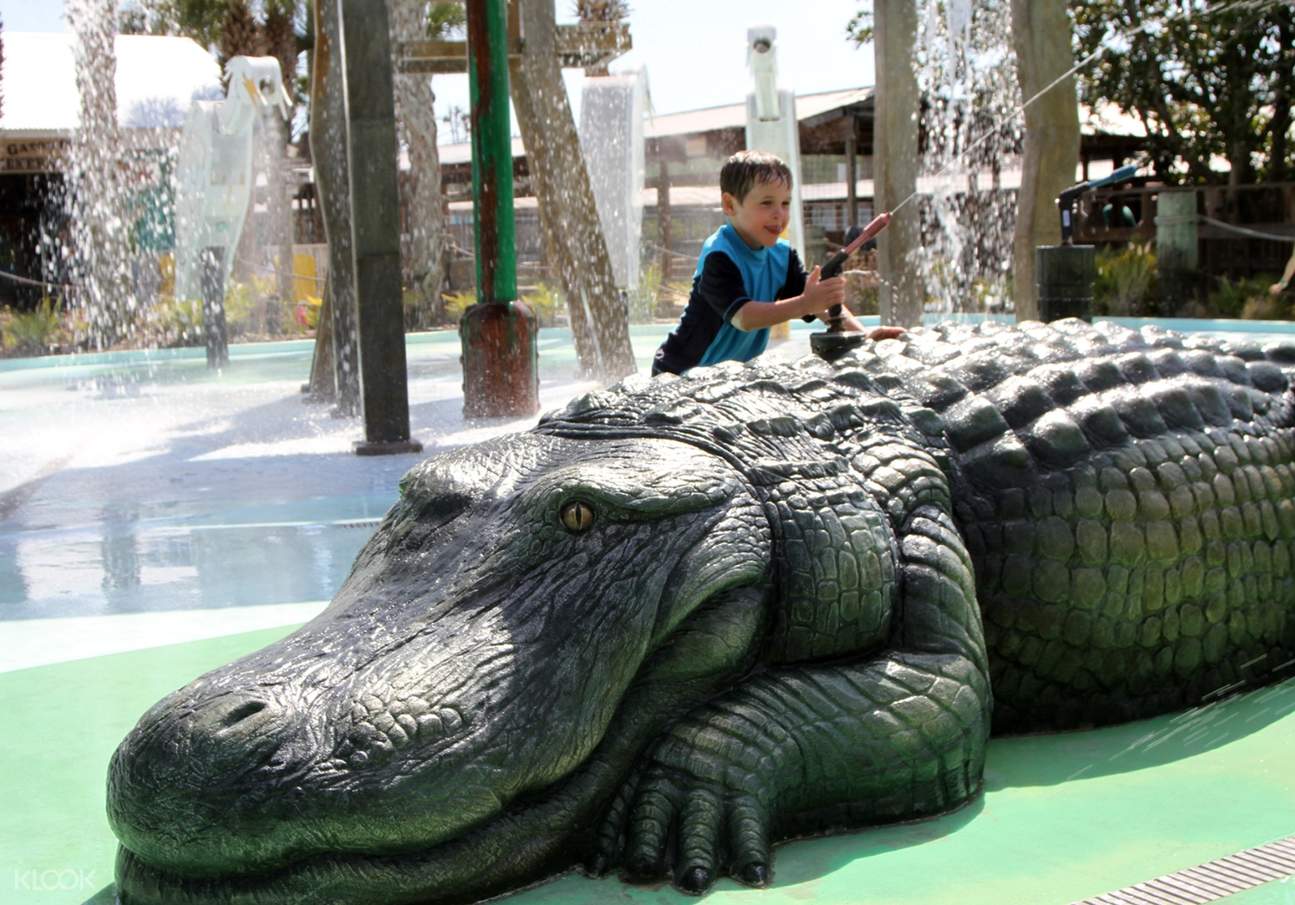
[0, 0, 875, 141]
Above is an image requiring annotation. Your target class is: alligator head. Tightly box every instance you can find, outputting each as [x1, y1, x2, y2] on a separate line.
[107, 432, 772, 903]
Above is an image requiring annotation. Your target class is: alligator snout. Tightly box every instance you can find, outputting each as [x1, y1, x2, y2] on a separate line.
[336, 694, 465, 769]
[109, 434, 772, 903]
[108, 683, 322, 874]
[199, 694, 285, 759]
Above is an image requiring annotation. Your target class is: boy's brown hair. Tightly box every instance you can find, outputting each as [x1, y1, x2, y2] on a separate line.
[720, 150, 793, 202]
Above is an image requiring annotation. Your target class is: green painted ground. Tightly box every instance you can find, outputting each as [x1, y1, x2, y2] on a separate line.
[0, 627, 1291, 905]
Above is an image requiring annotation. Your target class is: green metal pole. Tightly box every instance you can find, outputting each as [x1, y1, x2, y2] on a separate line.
[460, 0, 537, 419]
[467, 0, 516, 303]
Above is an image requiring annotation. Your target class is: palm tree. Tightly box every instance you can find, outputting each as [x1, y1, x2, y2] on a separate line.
[262, 0, 299, 320]
[512, 0, 636, 380]
[574, 0, 629, 77]
[390, 1, 459, 327]
[218, 0, 260, 64]
[306, 0, 359, 409]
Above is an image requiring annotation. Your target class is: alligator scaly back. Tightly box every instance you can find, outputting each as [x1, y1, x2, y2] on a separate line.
[544, 319, 1295, 731]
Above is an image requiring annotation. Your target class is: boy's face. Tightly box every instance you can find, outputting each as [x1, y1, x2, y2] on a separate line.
[722, 177, 791, 249]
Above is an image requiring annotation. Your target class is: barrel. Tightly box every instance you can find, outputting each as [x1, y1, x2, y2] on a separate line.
[1035, 244, 1095, 322]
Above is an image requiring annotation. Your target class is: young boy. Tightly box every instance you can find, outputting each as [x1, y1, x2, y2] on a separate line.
[652, 150, 889, 376]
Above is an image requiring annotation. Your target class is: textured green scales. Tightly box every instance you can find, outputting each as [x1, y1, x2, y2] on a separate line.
[867, 319, 1295, 731]
[108, 319, 1295, 904]
[542, 317, 1295, 738]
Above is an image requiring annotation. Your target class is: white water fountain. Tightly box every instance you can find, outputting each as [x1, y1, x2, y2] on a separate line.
[909, 0, 1023, 315]
[65, 0, 136, 348]
[173, 56, 292, 307]
[577, 68, 649, 293]
[744, 25, 806, 264]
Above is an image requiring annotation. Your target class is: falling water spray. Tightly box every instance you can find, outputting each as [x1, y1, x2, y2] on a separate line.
[66, 0, 137, 350]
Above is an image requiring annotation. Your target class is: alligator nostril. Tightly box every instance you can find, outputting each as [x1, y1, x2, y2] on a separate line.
[220, 700, 268, 728]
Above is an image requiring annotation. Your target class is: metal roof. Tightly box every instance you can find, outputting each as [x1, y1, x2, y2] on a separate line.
[436, 86, 875, 167]
[436, 88, 1136, 169]
[644, 86, 873, 138]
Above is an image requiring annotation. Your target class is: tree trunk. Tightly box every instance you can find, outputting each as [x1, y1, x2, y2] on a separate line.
[510, 0, 636, 381]
[263, 108, 294, 332]
[874, 0, 922, 328]
[1010, 0, 1079, 322]
[265, 4, 297, 318]
[389, 0, 447, 328]
[1272, 10, 1292, 183]
[510, 72, 590, 348]
[307, 272, 335, 397]
[309, 0, 361, 412]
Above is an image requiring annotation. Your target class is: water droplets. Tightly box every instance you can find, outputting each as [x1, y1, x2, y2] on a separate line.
[64, 0, 138, 350]
[910, 0, 1022, 316]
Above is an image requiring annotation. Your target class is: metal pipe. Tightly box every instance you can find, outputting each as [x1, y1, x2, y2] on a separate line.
[467, 0, 517, 303]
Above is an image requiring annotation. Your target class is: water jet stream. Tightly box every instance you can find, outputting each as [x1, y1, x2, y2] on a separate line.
[887, 0, 1276, 219]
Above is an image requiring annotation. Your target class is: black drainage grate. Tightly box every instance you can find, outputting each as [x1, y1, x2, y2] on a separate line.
[1072, 835, 1295, 904]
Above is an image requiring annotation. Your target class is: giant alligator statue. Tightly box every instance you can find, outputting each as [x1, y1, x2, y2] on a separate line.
[109, 320, 1295, 904]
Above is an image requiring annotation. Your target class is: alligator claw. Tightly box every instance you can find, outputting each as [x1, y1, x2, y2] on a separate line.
[737, 862, 770, 888]
[677, 865, 713, 894]
[595, 718, 775, 894]
[623, 854, 664, 884]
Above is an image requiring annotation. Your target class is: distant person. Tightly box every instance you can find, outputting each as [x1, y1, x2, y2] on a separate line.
[1270, 244, 1295, 296]
[652, 150, 901, 377]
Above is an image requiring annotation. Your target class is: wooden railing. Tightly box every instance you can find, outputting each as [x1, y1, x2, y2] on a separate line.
[1074, 181, 1295, 281]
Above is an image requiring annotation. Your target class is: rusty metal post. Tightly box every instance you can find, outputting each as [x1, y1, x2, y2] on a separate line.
[460, 0, 539, 419]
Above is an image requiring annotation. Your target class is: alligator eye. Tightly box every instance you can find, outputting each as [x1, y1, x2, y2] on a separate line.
[559, 500, 595, 533]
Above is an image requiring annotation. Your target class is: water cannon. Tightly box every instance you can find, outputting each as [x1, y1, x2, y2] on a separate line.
[1057, 164, 1138, 244]
[810, 211, 892, 361]
[821, 212, 890, 281]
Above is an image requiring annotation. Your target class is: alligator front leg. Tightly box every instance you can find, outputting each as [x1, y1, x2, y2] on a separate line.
[596, 505, 992, 894]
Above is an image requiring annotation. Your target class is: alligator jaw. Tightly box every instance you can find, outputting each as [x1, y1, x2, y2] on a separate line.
[115, 579, 771, 905]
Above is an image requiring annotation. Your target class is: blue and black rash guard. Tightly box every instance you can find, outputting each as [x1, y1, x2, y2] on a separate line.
[652, 224, 811, 376]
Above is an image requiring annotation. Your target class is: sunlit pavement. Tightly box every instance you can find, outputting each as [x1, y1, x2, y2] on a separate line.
[1, 318, 1293, 904]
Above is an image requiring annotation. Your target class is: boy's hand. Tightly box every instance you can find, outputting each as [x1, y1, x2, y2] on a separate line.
[800, 265, 846, 318]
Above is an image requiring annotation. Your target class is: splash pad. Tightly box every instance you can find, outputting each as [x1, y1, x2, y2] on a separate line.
[3, 319, 1295, 904]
